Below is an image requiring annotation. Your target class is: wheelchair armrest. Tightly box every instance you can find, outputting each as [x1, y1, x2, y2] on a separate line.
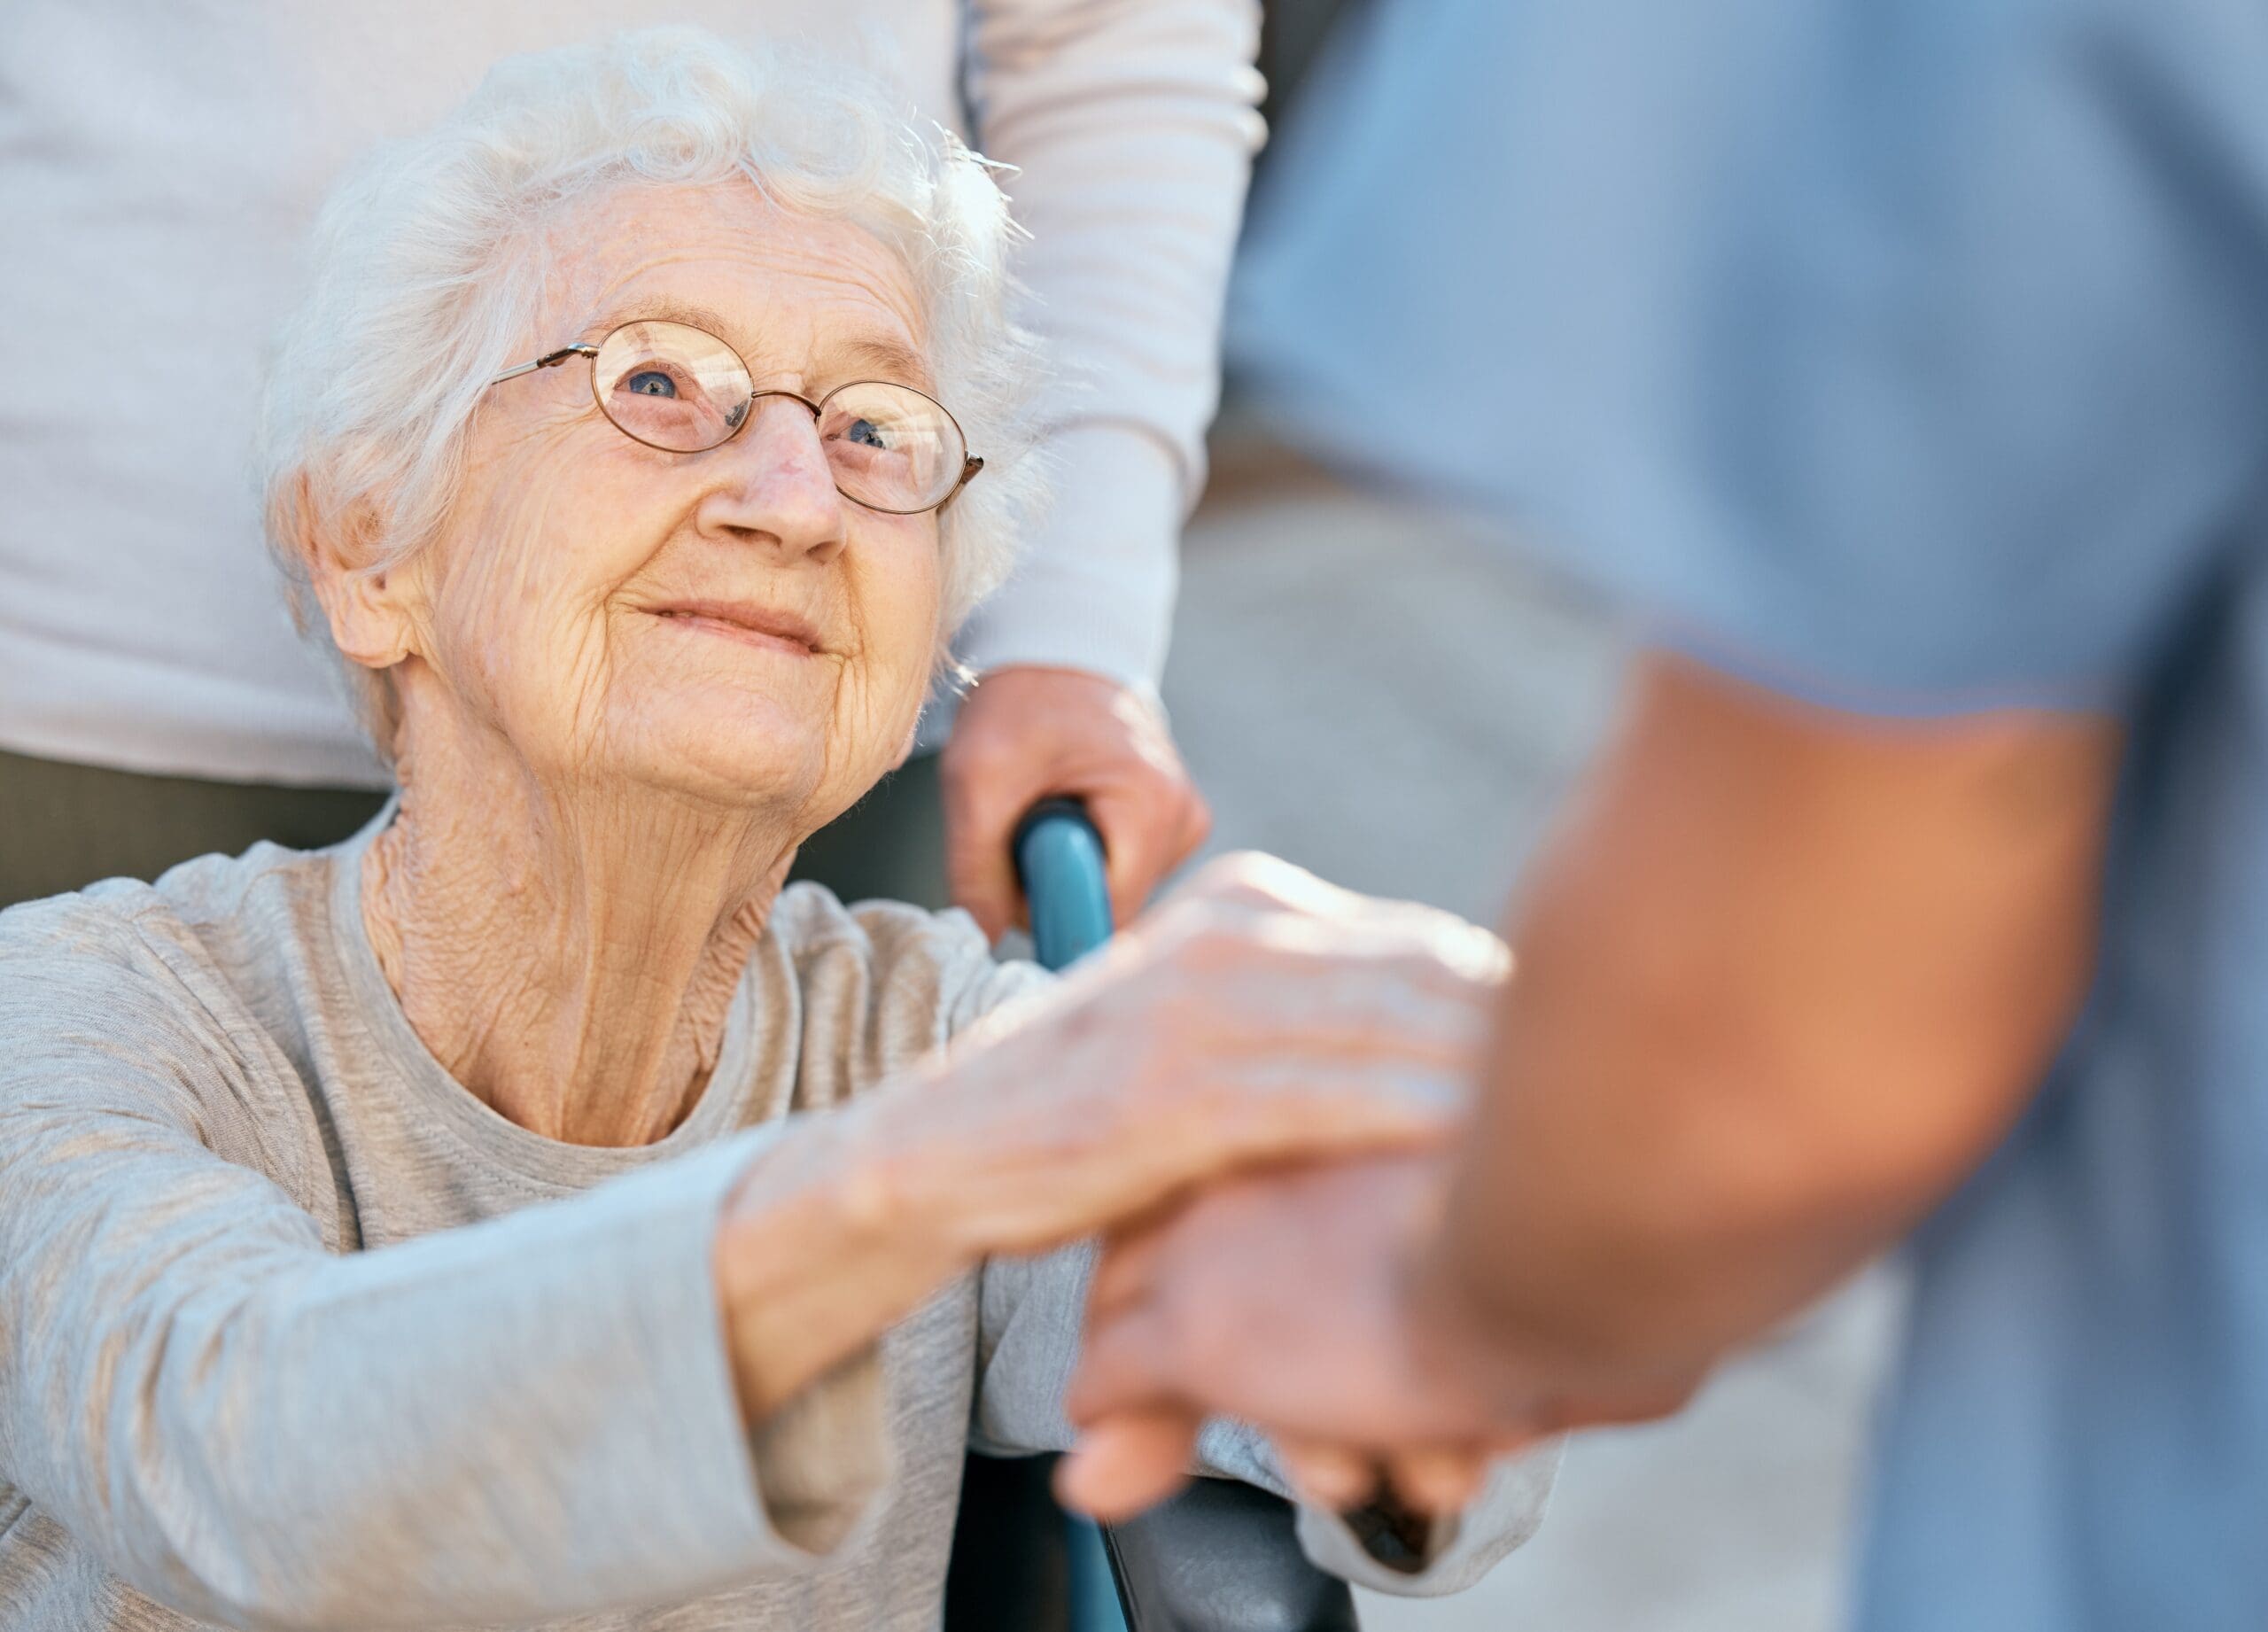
[1099, 1479, 1359, 1632]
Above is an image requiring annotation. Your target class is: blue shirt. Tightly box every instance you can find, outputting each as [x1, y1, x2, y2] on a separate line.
[1234, 1, 2268, 1625]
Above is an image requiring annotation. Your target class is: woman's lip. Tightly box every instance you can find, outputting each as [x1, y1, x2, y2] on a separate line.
[649, 603, 823, 656]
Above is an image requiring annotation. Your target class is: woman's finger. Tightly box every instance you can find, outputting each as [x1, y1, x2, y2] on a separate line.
[1086, 1216, 1172, 1322]
[983, 915, 1494, 1075]
[1090, 778, 1211, 933]
[1385, 1444, 1490, 1513]
[1161, 853, 1511, 985]
[864, 1060, 1460, 1263]
[1022, 1065, 1458, 1250]
[1273, 1437, 1380, 1511]
[1055, 1406, 1205, 1522]
[1152, 1058, 1464, 1175]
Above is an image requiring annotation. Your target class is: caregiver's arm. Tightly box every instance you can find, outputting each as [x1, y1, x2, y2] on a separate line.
[1059, 651, 2123, 1499]
[943, 0, 1261, 936]
[957, 0, 1260, 688]
[1427, 651, 2121, 1400]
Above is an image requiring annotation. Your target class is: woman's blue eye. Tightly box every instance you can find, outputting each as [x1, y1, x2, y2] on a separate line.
[624, 369, 679, 399]
[847, 416, 890, 449]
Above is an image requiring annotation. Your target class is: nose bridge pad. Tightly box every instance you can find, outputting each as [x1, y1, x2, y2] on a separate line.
[738, 391, 827, 469]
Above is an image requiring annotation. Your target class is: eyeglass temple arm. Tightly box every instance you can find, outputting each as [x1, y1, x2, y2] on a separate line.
[488, 343, 601, 386]
[937, 455, 985, 513]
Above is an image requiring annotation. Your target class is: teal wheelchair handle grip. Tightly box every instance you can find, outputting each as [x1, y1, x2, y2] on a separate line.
[1013, 798, 1114, 973]
[1010, 799, 1126, 1632]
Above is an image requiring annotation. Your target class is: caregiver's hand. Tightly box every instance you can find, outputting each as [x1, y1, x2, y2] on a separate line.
[942, 665, 1211, 939]
[1058, 1154, 1518, 1524]
[1055, 1154, 1701, 1524]
[715, 853, 1508, 1423]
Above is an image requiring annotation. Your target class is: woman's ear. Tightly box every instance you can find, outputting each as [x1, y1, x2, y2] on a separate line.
[292, 473, 417, 672]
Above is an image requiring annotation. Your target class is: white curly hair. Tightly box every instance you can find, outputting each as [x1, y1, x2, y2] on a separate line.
[258, 27, 1046, 757]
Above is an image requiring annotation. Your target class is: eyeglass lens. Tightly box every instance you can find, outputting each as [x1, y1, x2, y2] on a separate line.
[592, 321, 964, 513]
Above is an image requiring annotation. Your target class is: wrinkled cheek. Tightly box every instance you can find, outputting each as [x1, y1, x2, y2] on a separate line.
[443, 587, 615, 768]
[827, 532, 943, 780]
[823, 635, 928, 792]
[881, 612, 944, 738]
[550, 625, 622, 767]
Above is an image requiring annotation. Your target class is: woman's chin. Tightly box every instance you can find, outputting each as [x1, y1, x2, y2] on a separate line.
[601, 702, 833, 814]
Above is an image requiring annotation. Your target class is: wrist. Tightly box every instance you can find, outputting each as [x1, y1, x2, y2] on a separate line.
[1382, 1178, 1560, 1429]
[1407, 1209, 1718, 1411]
[1401, 1242, 1544, 1421]
[824, 1084, 987, 1271]
[713, 1107, 967, 1425]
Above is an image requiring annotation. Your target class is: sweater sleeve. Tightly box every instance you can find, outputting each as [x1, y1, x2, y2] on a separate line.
[954, 0, 1265, 691]
[0, 913, 873, 1630]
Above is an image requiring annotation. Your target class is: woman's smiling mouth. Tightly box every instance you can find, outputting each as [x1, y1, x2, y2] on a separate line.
[649, 600, 824, 657]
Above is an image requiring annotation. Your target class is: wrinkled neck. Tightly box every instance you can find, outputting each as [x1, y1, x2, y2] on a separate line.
[361, 711, 795, 1147]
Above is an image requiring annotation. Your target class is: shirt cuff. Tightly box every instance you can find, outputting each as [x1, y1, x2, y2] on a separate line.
[1190, 1418, 1559, 1597]
[1291, 1442, 1564, 1597]
[953, 421, 1184, 695]
[481, 1128, 888, 1592]
[726, 1145, 897, 1554]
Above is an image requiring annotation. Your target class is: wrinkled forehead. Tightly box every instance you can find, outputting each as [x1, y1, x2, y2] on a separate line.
[538, 182, 933, 390]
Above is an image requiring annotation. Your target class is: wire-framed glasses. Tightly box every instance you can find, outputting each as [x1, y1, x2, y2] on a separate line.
[488, 319, 984, 515]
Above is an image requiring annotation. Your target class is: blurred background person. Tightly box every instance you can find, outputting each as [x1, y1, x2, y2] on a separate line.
[0, 0, 1243, 927]
[0, 35, 1549, 1628]
[1061, 0, 2268, 1628]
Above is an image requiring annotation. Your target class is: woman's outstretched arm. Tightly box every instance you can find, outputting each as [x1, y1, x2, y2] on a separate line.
[0, 910, 819, 1628]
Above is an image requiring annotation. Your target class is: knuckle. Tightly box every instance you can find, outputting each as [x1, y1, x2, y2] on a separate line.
[952, 734, 1003, 786]
[1184, 913, 1263, 975]
[1147, 893, 1237, 952]
[949, 742, 1021, 789]
[1120, 753, 1179, 796]
[1139, 977, 1215, 1052]
[1187, 850, 1293, 911]
[1408, 921, 1512, 986]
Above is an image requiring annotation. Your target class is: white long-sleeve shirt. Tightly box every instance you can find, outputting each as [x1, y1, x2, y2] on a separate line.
[0, 1, 1260, 788]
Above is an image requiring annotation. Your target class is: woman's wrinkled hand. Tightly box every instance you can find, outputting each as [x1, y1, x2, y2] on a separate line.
[714, 853, 1505, 1428]
[855, 851, 1509, 1262]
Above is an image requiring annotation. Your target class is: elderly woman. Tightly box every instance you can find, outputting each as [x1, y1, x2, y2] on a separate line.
[0, 29, 1550, 1632]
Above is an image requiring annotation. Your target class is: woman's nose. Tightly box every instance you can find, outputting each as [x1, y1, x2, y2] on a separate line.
[693, 395, 847, 563]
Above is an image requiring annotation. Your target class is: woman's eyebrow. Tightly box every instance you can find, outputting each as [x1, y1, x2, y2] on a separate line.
[595, 297, 741, 338]
[594, 301, 933, 389]
[827, 336, 935, 391]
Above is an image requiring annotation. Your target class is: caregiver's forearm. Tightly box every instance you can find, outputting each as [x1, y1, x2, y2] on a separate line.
[1422, 655, 2118, 1389]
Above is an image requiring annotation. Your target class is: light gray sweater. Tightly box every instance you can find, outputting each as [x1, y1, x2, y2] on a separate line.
[0, 823, 1553, 1630]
